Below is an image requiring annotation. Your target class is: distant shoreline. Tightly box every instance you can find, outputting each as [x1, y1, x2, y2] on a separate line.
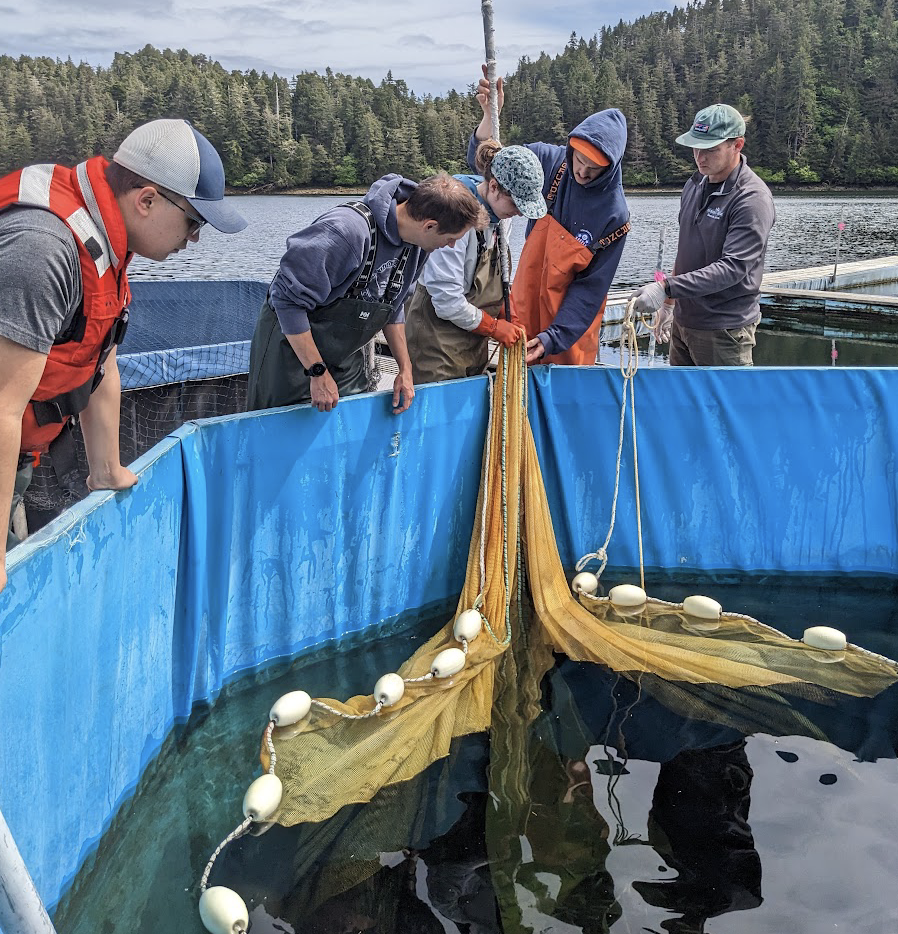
[228, 185, 898, 197]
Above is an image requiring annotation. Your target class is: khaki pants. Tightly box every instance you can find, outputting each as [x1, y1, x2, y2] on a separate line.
[669, 318, 758, 367]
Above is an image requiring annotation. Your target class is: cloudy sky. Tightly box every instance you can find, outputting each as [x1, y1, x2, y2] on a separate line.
[0, 0, 669, 96]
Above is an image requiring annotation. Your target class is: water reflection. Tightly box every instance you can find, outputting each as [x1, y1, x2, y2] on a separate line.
[601, 298, 898, 368]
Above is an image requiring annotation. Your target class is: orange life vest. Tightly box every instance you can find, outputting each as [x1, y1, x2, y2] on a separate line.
[0, 156, 132, 456]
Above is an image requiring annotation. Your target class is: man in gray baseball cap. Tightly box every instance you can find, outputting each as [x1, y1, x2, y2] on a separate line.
[0, 119, 246, 594]
[112, 118, 247, 233]
[629, 103, 775, 366]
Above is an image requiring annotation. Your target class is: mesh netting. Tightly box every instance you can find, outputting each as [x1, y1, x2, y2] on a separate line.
[200, 327, 898, 928]
[259, 336, 898, 825]
[24, 375, 248, 529]
[22, 280, 269, 531]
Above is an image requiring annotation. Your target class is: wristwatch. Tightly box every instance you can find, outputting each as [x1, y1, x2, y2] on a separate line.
[304, 362, 327, 377]
[663, 278, 673, 298]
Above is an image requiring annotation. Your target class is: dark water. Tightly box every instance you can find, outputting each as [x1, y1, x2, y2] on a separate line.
[52, 574, 898, 934]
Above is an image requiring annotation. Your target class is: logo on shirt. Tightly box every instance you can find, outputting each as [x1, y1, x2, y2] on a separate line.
[693, 122, 710, 133]
[575, 229, 592, 246]
[360, 258, 399, 303]
[358, 310, 370, 319]
[706, 206, 724, 219]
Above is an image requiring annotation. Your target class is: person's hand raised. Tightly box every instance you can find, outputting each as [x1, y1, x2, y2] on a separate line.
[476, 64, 504, 118]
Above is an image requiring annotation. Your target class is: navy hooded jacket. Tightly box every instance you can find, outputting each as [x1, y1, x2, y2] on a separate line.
[269, 175, 429, 335]
[469, 109, 629, 355]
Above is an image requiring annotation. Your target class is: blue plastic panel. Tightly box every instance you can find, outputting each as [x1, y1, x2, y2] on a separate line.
[529, 365, 898, 574]
[0, 379, 488, 908]
[2, 365, 898, 911]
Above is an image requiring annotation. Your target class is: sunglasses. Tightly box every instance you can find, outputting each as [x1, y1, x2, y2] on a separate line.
[157, 190, 207, 236]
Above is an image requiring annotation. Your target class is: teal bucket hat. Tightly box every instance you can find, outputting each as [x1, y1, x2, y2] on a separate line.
[676, 104, 746, 149]
[490, 145, 547, 219]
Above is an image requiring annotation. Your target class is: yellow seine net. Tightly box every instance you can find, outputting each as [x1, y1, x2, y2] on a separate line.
[263, 339, 898, 829]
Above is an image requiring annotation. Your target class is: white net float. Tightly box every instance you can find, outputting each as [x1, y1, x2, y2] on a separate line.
[431, 647, 466, 678]
[374, 673, 405, 707]
[609, 583, 646, 607]
[571, 572, 599, 596]
[453, 609, 482, 643]
[242, 773, 283, 822]
[683, 595, 722, 620]
[199, 886, 249, 934]
[269, 690, 311, 726]
[803, 626, 848, 651]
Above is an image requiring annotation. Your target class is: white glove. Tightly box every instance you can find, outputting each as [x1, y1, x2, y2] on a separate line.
[629, 280, 667, 317]
[653, 302, 674, 343]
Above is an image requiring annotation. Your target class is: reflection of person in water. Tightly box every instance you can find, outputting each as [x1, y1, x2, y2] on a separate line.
[634, 739, 763, 934]
[543, 661, 763, 932]
[421, 791, 502, 933]
[508, 737, 623, 934]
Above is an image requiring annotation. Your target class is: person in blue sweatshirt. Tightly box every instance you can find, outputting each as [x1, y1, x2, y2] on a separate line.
[470, 67, 630, 365]
[247, 173, 486, 414]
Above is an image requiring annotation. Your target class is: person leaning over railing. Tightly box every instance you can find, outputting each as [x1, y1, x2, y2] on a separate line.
[247, 173, 487, 416]
[0, 119, 247, 595]
[405, 141, 546, 383]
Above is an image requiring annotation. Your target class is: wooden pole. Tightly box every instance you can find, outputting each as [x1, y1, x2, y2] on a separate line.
[481, 0, 501, 142]
[481, 0, 512, 321]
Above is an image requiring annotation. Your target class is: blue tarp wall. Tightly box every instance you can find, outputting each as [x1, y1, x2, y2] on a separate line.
[2, 365, 898, 912]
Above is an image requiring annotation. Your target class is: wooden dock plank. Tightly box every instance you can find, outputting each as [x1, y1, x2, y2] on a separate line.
[761, 255, 898, 285]
[761, 287, 898, 307]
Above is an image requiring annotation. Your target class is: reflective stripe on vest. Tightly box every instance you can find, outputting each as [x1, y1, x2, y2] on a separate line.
[0, 157, 131, 454]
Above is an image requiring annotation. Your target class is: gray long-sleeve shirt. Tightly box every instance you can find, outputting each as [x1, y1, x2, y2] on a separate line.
[668, 156, 775, 330]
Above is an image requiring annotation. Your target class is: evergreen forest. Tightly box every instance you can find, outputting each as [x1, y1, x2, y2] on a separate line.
[1, 0, 896, 189]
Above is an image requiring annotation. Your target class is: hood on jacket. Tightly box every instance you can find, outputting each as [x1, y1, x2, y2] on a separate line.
[363, 173, 417, 245]
[566, 108, 628, 193]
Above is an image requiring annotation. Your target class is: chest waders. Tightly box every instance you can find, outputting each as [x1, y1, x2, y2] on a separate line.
[511, 163, 630, 366]
[247, 202, 411, 410]
[405, 232, 509, 384]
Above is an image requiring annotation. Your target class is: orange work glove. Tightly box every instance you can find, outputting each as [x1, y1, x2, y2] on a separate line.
[472, 312, 525, 348]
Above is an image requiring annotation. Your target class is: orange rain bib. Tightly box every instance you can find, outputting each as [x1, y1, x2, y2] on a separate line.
[510, 212, 606, 366]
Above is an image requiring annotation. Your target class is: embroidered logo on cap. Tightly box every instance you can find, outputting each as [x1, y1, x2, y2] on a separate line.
[693, 123, 711, 133]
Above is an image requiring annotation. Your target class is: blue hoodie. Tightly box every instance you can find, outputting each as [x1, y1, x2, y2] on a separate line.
[468, 109, 629, 355]
[269, 175, 429, 335]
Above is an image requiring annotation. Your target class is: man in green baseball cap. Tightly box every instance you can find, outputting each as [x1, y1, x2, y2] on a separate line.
[630, 103, 775, 366]
[675, 103, 746, 148]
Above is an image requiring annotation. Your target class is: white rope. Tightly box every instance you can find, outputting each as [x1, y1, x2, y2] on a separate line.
[265, 721, 276, 773]
[311, 698, 385, 720]
[199, 818, 252, 891]
[575, 299, 654, 580]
